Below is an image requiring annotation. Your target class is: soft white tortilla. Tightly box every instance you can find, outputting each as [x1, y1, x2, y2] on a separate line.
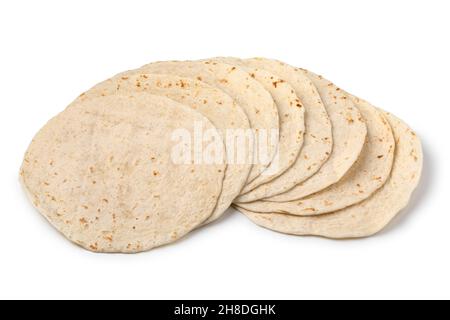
[75, 73, 251, 224]
[136, 60, 279, 183]
[212, 57, 305, 194]
[235, 58, 333, 203]
[268, 69, 367, 202]
[237, 112, 423, 238]
[20, 94, 226, 253]
[238, 97, 395, 215]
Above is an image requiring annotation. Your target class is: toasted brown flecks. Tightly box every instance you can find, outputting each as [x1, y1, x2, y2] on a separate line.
[90, 243, 98, 251]
[410, 149, 419, 161]
[79, 218, 88, 225]
[272, 80, 285, 88]
[102, 199, 109, 203]
[121, 76, 129, 80]
[219, 79, 229, 84]
[377, 155, 384, 159]
[82, 205, 89, 210]
[304, 208, 317, 213]
[153, 171, 160, 176]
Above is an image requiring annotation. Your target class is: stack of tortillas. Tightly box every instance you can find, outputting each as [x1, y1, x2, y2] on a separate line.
[20, 57, 423, 253]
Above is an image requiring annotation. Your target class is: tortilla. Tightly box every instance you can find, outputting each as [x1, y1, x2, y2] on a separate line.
[20, 93, 226, 253]
[136, 60, 279, 183]
[235, 58, 333, 203]
[75, 73, 251, 224]
[212, 57, 305, 194]
[237, 112, 423, 238]
[268, 69, 367, 202]
[238, 98, 395, 215]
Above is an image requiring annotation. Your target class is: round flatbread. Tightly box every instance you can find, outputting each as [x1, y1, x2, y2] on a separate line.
[238, 98, 395, 215]
[212, 57, 305, 194]
[75, 73, 251, 224]
[136, 60, 279, 183]
[235, 58, 333, 203]
[237, 112, 423, 238]
[268, 69, 367, 202]
[20, 93, 226, 253]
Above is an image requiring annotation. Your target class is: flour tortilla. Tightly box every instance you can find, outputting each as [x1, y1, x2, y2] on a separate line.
[238, 98, 395, 215]
[212, 57, 305, 194]
[237, 112, 422, 238]
[235, 58, 333, 203]
[75, 73, 251, 224]
[20, 94, 226, 253]
[268, 69, 367, 202]
[136, 60, 279, 182]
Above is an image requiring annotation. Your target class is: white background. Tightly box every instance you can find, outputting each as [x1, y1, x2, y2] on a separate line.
[0, 0, 448, 300]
